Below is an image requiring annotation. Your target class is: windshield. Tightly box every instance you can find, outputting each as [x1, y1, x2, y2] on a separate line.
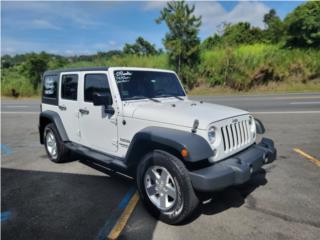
[114, 70, 186, 101]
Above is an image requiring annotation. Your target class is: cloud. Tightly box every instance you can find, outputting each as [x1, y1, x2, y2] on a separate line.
[193, 1, 270, 35]
[226, 1, 270, 28]
[92, 41, 119, 51]
[142, 1, 168, 11]
[30, 19, 61, 30]
[1, 37, 45, 55]
[2, 1, 101, 29]
[142, 1, 270, 36]
[2, 1, 54, 12]
[1, 36, 120, 56]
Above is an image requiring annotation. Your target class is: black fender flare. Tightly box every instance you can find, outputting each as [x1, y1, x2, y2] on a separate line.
[125, 126, 214, 167]
[255, 118, 265, 134]
[39, 111, 69, 144]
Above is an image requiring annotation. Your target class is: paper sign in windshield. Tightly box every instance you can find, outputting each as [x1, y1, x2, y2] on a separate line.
[115, 71, 132, 83]
[44, 76, 55, 95]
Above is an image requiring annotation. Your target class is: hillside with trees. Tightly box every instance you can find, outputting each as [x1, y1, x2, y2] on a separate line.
[1, 1, 320, 97]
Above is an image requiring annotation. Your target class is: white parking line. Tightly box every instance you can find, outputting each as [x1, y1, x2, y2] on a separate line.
[3, 105, 28, 108]
[2, 111, 320, 115]
[290, 102, 320, 105]
[1, 112, 38, 114]
[252, 111, 320, 114]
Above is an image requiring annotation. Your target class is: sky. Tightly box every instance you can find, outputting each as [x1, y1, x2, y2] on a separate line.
[1, 0, 304, 56]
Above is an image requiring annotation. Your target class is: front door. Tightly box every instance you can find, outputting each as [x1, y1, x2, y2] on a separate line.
[78, 72, 118, 154]
[59, 73, 81, 144]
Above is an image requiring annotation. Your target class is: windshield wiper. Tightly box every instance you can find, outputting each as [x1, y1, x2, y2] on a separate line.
[129, 95, 160, 102]
[156, 94, 184, 100]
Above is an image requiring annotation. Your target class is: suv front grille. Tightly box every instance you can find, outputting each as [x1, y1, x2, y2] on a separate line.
[221, 119, 250, 153]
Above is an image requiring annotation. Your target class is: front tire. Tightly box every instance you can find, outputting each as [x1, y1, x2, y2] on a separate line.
[44, 123, 70, 163]
[136, 150, 199, 224]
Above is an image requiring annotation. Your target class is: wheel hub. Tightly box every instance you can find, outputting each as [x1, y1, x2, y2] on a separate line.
[46, 130, 57, 159]
[144, 166, 177, 211]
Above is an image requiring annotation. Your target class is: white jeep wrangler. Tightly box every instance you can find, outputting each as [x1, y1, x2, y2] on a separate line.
[39, 67, 276, 224]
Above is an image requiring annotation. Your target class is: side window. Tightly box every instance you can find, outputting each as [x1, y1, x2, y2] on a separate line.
[43, 75, 58, 99]
[61, 74, 78, 100]
[84, 74, 110, 102]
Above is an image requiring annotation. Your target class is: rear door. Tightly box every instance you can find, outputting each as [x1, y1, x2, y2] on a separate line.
[58, 73, 81, 143]
[78, 72, 118, 154]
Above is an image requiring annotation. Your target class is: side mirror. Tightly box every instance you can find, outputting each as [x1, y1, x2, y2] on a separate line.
[92, 92, 112, 106]
[92, 92, 115, 115]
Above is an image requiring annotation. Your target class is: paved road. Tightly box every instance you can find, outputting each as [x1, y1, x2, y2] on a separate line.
[1, 93, 320, 240]
[1, 99, 40, 113]
[2, 92, 320, 113]
[192, 92, 320, 113]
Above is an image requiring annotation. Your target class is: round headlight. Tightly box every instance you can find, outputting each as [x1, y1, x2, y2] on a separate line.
[208, 126, 216, 144]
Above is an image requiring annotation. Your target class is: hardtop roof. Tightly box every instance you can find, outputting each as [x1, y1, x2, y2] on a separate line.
[44, 66, 109, 75]
[44, 66, 175, 76]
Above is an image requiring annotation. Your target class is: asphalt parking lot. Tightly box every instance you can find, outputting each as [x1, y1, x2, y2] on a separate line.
[1, 93, 320, 240]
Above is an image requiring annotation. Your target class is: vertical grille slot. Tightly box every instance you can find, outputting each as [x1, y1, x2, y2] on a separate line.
[236, 122, 241, 145]
[226, 126, 231, 151]
[231, 123, 237, 148]
[244, 120, 249, 143]
[237, 122, 242, 145]
[221, 127, 226, 151]
[230, 125, 235, 149]
[223, 126, 230, 151]
[241, 121, 247, 144]
[234, 123, 240, 147]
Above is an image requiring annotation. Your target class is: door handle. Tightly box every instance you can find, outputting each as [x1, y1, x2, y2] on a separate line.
[59, 105, 67, 111]
[79, 108, 90, 115]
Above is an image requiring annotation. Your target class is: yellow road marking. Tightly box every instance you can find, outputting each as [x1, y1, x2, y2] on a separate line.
[293, 148, 320, 167]
[107, 192, 140, 240]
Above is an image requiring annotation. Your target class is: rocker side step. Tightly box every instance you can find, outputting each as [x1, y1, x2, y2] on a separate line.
[65, 142, 128, 172]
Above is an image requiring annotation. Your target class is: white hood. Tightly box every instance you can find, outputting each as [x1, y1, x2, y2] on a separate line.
[122, 99, 248, 130]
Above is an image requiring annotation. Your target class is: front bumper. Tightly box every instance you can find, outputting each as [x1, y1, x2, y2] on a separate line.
[189, 138, 276, 192]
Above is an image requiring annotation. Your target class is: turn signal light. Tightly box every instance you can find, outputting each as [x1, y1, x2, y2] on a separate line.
[181, 148, 188, 158]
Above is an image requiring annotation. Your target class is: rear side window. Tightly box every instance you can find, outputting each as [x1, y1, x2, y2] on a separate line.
[43, 75, 58, 99]
[61, 74, 78, 100]
[84, 74, 110, 102]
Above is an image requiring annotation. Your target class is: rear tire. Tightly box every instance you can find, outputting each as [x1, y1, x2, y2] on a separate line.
[136, 150, 199, 224]
[44, 123, 70, 163]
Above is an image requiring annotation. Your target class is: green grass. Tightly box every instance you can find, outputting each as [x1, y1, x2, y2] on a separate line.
[189, 79, 320, 96]
[199, 44, 320, 90]
[63, 54, 171, 69]
[1, 44, 320, 97]
[1, 65, 39, 97]
[106, 54, 171, 69]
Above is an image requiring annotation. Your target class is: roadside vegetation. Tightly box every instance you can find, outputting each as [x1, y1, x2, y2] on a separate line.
[1, 1, 319, 97]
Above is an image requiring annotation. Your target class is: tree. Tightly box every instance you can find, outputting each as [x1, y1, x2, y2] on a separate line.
[264, 9, 277, 24]
[1, 55, 13, 69]
[263, 9, 284, 43]
[156, 1, 201, 88]
[201, 34, 222, 50]
[222, 22, 264, 45]
[22, 52, 49, 90]
[48, 56, 68, 69]
[284, 1, 320, 48]
[123, 37, 158, 56]
[97, 50, 122, 59]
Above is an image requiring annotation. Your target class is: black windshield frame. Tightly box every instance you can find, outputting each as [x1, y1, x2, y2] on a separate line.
[114, 70, 186, 101]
